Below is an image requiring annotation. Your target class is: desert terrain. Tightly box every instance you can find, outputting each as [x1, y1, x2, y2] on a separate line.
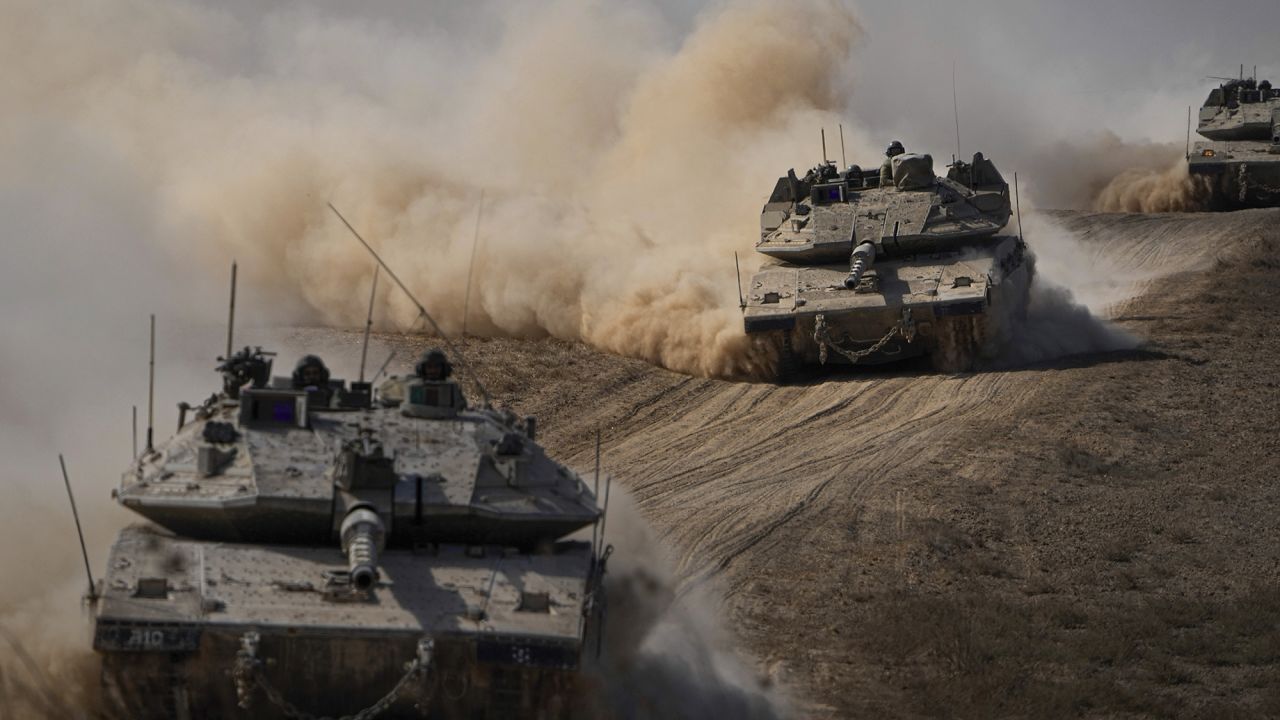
[418, 208, 1279, 718]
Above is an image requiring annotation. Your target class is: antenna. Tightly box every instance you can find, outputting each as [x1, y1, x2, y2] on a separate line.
[371, 349, 397, 385]
[131, 405, 137, 459]
[1014, 172, 1024, 241]
[593, 428, 602, 498]
[1241, 64, 1244, 81]
[328, 202, 493, 408]
[733, 252, 745, 309]
[145, 314, 155, 454]
[821, 128, 828, 163]
[224, 262, 237, 361]
[952, 64, 962, 163]
[59, 455, 96, 600]
[838, 123, 847, 168]
[597, 473, 614, 549]
[357, 266, 380, 384]
[591, 428, 601, 551]
[462, 189, 485, 337]
[1185, 106, 1192, 160]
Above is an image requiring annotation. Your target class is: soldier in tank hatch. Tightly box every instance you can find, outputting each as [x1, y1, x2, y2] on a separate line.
[880, 140, 906, 187]
[292, 354, 333, 405]
[415, 348, 452, 382]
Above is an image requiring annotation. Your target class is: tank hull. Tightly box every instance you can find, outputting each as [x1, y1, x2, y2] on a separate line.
[93, 527, 598, 720]
[1188, 141, 1280, 210]
[745, 236, 1032, 377]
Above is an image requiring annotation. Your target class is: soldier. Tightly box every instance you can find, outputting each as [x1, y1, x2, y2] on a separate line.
[390, 348, 467, 417]
[415, 348, 452, 381]
[292, 354, 330, 389]
[879, 140, 906, 187]
[292, 354, 334, 405]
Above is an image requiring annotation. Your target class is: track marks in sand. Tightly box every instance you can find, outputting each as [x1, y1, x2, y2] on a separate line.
[568, 371, 1028, 593]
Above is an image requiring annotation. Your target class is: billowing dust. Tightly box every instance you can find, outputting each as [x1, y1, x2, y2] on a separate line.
[586, 490, 785, 719]
[3, 0, 867, 380]
[1093, 159, 1212, 213]
[1022, 132, 1210, 213]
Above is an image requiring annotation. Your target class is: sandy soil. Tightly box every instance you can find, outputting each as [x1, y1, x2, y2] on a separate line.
[9, 209, 1275, 719]
[412, 209, 1280, 718]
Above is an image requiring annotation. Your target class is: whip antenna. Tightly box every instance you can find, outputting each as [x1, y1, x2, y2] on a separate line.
[734, 252, 745, 309]
[224, 262, 237, 360]
[327, 202, 493, 408]
[952, 64, 962, 163]
[358, 265, 379, 384]
[146, 314, 155, 453]
[59, 455, 97, 600]
[839, 123, 847, 168]
[1185, 106, 1192, 160]
[462, 189, 485, 337]
[1014, 172, 1024, 241]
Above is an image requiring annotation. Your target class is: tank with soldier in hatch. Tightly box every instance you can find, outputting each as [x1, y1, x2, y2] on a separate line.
[89, 327, 610, 718]
[1188, 71, 1280, 209]
[742, 142, 1034, 378]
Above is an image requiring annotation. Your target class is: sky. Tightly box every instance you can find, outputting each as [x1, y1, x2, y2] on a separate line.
[851, 0, 1277, 159]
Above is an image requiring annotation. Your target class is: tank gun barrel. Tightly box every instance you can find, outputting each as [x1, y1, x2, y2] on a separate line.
[843, 242, 877, 289]
[340, 508, 386, 592]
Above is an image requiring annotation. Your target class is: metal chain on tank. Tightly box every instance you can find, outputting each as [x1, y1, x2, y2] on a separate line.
[814, 309, 916, 365]
[233, 634, 434, 720]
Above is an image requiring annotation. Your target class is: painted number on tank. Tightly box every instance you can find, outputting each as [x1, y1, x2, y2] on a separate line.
[127, 628, 168, 649]
[93, 623, 202, 653]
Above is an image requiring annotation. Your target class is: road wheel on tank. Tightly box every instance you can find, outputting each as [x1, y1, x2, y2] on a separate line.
[931, 315, 981, 373]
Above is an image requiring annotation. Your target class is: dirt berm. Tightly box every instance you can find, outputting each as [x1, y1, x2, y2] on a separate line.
[389, 209, 1278, 718]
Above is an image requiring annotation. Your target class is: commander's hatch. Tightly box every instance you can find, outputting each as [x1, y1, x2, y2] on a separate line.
[239, 388, 308, 429]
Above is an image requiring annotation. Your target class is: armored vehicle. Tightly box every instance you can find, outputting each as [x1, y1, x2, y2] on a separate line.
[91, 343, 608, 719]
[1188, 75, 1280, 209]
[743, 151, 1033, 377]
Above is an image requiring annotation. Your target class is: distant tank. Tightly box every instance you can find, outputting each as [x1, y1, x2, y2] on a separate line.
[1188, 74, 1280, 209]
[90, 341, 609, 719]
[742, 150, 1033, 378]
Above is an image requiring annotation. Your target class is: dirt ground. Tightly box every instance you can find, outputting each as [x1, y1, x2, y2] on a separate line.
[418, 209, 1280, 718]
[9, 210, 1275, 719]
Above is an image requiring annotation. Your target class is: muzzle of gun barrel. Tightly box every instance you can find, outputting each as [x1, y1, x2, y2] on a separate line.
[340, 507, 386, 592]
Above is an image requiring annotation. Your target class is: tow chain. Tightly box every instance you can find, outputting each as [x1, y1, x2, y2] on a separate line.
[1237, 164, 1280, 203]
[233, 632, 434, 720]
[814, 309, 916, 365]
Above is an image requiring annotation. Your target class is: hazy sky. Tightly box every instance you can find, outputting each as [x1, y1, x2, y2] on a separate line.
[850, 1, 1277, 157]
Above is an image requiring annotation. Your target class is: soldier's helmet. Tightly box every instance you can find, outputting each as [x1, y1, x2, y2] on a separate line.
[886, 140, 905, 157]
[291, 354, 330, 388]
[415, 349, 453, 381]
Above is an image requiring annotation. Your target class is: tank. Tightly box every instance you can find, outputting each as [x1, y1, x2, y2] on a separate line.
[743, 151, 1034, 378]
[1188, 75, 1280, 209]
[90, 344, 609, 719]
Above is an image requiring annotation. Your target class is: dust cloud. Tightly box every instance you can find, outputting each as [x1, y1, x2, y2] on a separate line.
[1093, 159, 1211, 213]
[2, 0, 866, 380]
[585, 489, 785, 719]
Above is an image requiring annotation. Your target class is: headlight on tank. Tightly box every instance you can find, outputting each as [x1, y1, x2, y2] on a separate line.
[1201, 149, 1216, 157]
